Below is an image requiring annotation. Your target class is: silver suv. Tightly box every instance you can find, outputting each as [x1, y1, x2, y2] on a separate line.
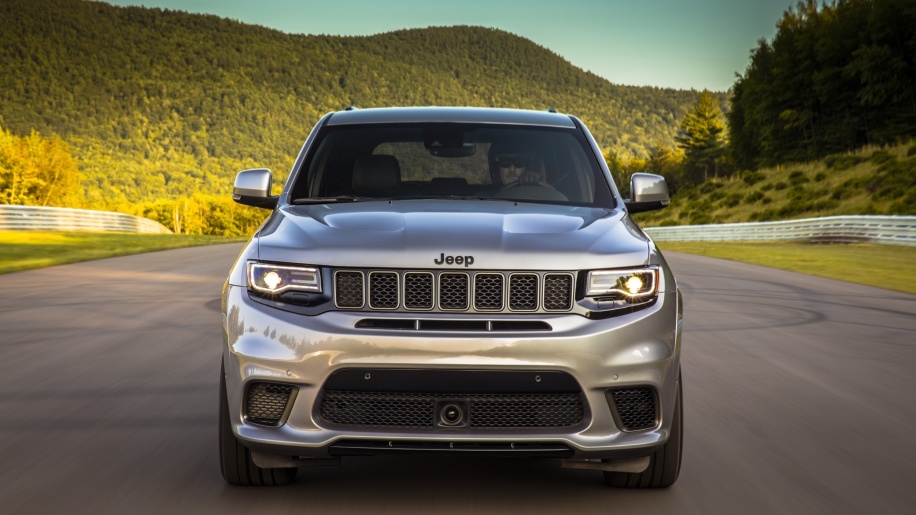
[220, 107, 682, 488]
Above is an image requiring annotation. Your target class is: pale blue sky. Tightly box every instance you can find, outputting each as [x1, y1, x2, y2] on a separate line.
[104, 0, 795, 91]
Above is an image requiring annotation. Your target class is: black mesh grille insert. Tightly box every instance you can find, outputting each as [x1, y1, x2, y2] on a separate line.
[509, 274, 539, 310]
[474, 274, 504, 310]
[469, 393, 584, 428]
[245, 382, 295, 426]
[319, 390, 584, 430]
[439, 273, 469, 310]
[404, 272, 434, 309]
[335, 271, 364, 308]
[369, 272, 399, 309]
[320, 391, 435, 428]
[608, 387, 657, 431]
[543, 274, 573, 311]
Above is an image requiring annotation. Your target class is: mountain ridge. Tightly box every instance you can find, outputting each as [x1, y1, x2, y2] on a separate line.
[0, 0, 712, 206]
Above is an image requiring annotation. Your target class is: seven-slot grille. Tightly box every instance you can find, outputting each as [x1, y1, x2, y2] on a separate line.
[334, 270, 575, 313]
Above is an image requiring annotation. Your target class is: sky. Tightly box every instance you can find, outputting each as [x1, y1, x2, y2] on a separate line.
[103, 0, 796, 92]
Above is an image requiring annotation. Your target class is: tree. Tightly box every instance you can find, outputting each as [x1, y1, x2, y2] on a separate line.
[676, 90, 726, 184]
[0, 126, 84, 207]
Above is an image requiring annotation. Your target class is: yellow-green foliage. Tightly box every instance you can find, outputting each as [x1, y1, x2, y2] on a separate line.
[636, 142, 916, 227]
[0, 127, 84, 207]
[0, 0, 705, 208]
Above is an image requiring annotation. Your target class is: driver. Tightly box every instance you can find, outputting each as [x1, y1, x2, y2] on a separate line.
[488, 142, 547, 187]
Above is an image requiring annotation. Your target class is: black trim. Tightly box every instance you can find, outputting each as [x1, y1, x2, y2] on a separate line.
[329, 440, 574, 457]
[323, 369, 581, 393]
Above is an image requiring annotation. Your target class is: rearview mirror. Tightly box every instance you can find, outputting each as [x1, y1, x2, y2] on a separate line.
[232, 168, 278, 210]
[625, 173, 670, 213]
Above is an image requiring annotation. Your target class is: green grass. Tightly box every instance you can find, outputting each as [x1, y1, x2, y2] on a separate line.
[657, 241, 916, 295]
[0, 231, 246, 274]
[4, 233, 914, 296]
[636, 141, 916, 228]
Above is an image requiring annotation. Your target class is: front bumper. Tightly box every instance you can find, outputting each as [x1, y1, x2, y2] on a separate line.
[222, 284, 682, 459]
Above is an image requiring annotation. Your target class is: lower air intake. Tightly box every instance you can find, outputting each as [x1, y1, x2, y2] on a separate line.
[245, 382, 296, 426]
[607, 387, 658, 431]
[319, 390, 584, 430]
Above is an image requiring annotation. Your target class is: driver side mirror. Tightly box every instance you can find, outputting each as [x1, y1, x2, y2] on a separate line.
[625, 173, 670, 213]
[232, 168, 278, 210]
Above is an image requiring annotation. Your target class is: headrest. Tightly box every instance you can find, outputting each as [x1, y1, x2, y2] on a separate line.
[352, 155, 401, 193]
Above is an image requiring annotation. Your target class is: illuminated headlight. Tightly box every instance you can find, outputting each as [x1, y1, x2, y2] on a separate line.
[586, 268, 658, 298]
[247, 262, 321, 294]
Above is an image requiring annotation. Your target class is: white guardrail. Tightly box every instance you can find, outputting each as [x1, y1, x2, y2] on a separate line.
[644, 215, 916, 246]
[0, 205, 172, 234]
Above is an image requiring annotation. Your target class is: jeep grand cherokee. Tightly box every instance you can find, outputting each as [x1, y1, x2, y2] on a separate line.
[220, 106, 682, 488]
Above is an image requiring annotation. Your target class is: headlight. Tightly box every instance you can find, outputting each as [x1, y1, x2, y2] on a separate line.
[586, 268, 658, 298]
[247, 262, 321, 294]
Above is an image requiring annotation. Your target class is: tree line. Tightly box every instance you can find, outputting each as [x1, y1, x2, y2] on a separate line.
[0, 0, 703, 212]
[2, 0, 913, 235]
[614, 0, 914, 198]
[728, 0, 916, 169]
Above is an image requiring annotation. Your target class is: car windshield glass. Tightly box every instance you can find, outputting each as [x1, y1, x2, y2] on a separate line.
[290, 124, 615, 207]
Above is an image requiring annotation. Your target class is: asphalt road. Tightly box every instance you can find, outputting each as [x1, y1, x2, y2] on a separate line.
[1, 243, 914, 514]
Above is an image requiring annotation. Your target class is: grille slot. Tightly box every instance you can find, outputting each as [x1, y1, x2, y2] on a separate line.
[335, 271, 364, 308]
[404, 272, 434, 309]
[474, 274, 504, 311]
[608, 387, 658, 431]
[509, 274, 539, 311]
[245, 382, 296, 426]
[544, 274, 574, 311]
[319, 390, 584, 430]
[369, 272, 399, 309]
[333, 270, 575, 314]
[439, 273, 470, 310]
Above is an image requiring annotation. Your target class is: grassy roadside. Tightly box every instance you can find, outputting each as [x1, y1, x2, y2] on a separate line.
[3, 232, 915, 296]
[0, 231, 247, 274]
[657, 241, 916, 295]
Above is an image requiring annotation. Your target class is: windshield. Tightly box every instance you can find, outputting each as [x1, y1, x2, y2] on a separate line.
[289, 124, 615, 207]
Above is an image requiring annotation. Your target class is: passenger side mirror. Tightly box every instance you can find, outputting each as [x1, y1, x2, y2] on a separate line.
[625, 173, 670, 213]
[232, 168, 278, 210]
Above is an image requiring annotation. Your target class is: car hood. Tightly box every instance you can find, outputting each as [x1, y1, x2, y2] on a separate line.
[256, 199, 649, 270]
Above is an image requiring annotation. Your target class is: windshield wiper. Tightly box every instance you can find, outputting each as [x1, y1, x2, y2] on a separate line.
[290, 196, 364, 205]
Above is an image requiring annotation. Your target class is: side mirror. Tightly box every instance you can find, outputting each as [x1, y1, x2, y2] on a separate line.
[232, 168, 278, 210]
[625, 173, 670, 214]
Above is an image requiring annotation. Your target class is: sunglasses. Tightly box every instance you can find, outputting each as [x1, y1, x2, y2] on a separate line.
[494, 157, 529, 168]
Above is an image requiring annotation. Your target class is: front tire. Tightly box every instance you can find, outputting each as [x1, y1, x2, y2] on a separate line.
[604, 370, 683, 488]
[219, 362, 298, 486]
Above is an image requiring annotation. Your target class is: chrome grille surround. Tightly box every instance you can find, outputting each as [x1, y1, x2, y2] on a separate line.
[333, 269, 577, 314]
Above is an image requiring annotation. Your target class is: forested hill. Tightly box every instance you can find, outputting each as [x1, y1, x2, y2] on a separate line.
[0, 0, 704, 206]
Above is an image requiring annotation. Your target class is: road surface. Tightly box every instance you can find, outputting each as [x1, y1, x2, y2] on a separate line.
[1, 244, 914, 513]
